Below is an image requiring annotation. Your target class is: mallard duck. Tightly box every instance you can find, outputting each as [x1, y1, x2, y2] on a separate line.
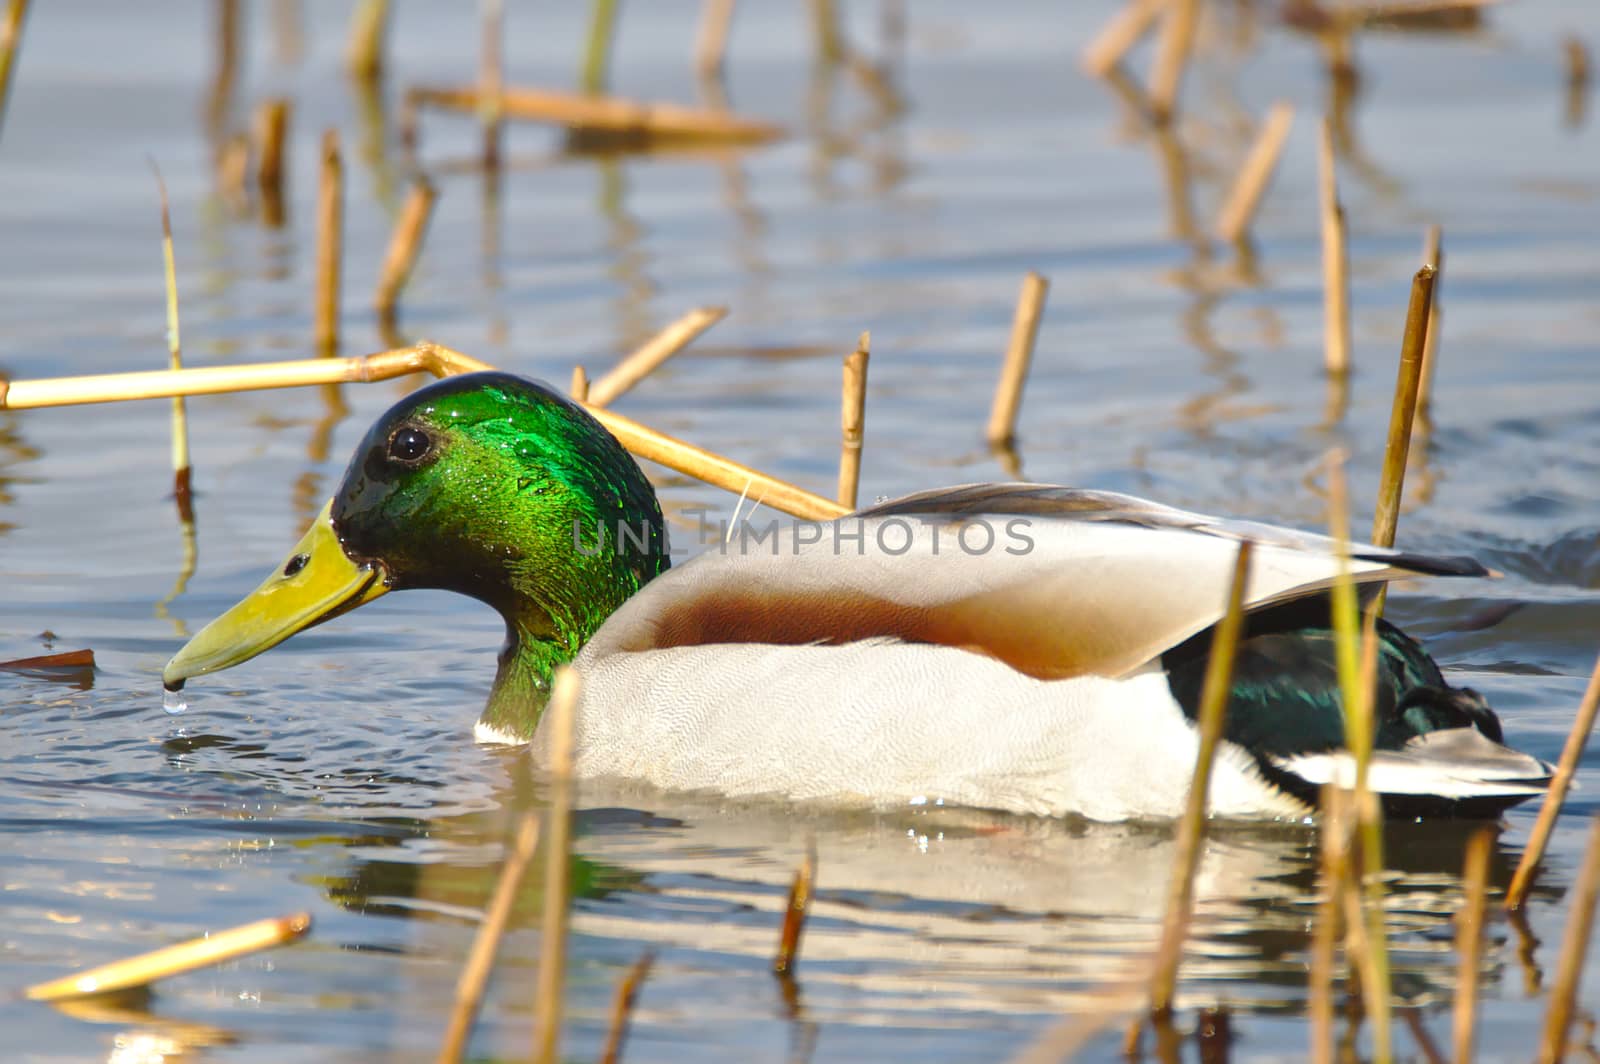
[163, 372, 1552, 821]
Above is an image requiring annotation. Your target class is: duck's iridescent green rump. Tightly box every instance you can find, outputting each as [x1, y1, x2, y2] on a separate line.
[163, 372, 1552, 821]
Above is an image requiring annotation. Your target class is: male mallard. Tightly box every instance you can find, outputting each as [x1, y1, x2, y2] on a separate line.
[163, 372, 1552, 821]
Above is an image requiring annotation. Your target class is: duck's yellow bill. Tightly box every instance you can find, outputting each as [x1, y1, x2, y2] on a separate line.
[162, 500, 389, 690]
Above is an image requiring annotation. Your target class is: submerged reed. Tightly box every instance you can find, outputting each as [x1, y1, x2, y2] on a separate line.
[772, 841, 817, 978]
[599, 951, 656, 1064]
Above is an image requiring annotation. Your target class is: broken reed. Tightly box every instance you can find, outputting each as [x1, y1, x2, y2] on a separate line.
[154, 169, 191, 516]
[586, 306, 728, 408]
[1081, 0, 1164, 77]
[0, 0, 29, 142]
[1146, 541, 1253, 1019]
[0, 344, 850, 522]
[346, 0, 390, 81]
[1452, 828, 1492, 1064]
[1537, 816, 1600, 1064]
[375, 176, 438, 322]
[437, 814, 542, 1064]
[25, 913, 310, 1001]
[569, 365, 590, 403]
[1318, 118, 1350, 377]
[315, 129, 343, 354]
[406, 84, 783, 145]
[1506, 650, 1600, 911]
[772, 842, 817, 977]
[1216, 102, 1294, 245]
[838, 331, 870, 510]
[1326, 454, 1393, 1062]
[1417, 225, 1444, 416]
[986, 271, 1049, 448]
[598, 951, 656, 1064]
[253, 98, 290, 226]
[533, 666, 580, 1064]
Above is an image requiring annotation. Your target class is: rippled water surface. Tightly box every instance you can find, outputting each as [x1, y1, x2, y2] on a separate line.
[3, 2, 1600, 1061]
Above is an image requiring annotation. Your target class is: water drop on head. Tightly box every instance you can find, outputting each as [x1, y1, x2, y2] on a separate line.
[162, 688, 187, 715]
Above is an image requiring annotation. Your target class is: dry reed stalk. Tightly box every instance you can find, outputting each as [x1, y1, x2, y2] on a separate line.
[837, 331, 870, 510]
[586, 306, 728, 408]
[985, 271, 1050, 447]
[598, 951, 656, 1064]
[407, 85, 784, 145]
[1150, 0, 1200, 123]
[1318, 118, 1351, 377]
[1326, 455, 1393, 1061]
[315, 129, 343, 355]
[1565, 36, 1591, 127]
[1147, 540, 1254, 1017]
[582, 0, 619, 95]
[1537, 816, 1600, 1064]
[1082, 0, 1166, 77]
[437, 814, 543, 1064]
[1507, 651, 1600, 911]
[1368, 264, 1436, 614]
[25, 913, 311, 1001]
[808, 0, 845, 67]
[695, 0, 737, 84]
[1215, 102, 1295, 244]
[0, 649, 93, 670]
[154, 171, 193, 519]
[1451, 828, 1492, 1064]
[346, 0, 389, 81]
[217, 132, 251, 213]
[569, 365, 590, 402]
[204, 0, 239, 140]
[0, 0, 30, 141]
[1416, 225, 1444, 416]
[772, 841, 817, 977]
[533, 666, 581, 1064]
[375, 176, 438, 319]
[253, 98, 290, 226]
[1309, 784, 1349, 1064]
[479, 0, 504, 169]
[0, 345, 850, 521]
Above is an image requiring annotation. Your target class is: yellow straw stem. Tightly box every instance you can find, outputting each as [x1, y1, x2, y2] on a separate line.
[315, 129, 344, 355]
[345, 0, 389, 81]
[532, 666, 580, 1064]
[1215, 102, 1295, 245]
[838, 331, 870, 510]
[1318, 118, 1350, 378]
[1537, 816, 1600, 1064]
[1148, 540, 1254, 1017]
[1417, 225, 1444, 416]
[408, 84, 784, 144]
[586, 306, 728, 408]
[25, 913, 311, 1001]
[1506, 650, 1600, 911]
[375, 176, 439, 318]
[436, 814, 542, 1064]
[1081, 0, 1165, 78]
[1452, 828, 1492, 1064]
[569, 365, 590, 403]
[985, 271, 1050, 448]
[0, 0, 31, 142]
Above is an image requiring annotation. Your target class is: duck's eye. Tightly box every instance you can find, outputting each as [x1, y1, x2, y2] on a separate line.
[387, 427, 432, 464]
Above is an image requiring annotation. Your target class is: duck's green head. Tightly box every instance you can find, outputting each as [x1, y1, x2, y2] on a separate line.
[163, 372, 668, 734]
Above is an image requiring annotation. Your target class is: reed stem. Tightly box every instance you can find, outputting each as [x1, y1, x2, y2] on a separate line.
[1309, 784, 1349, 1064]
[581, 0, 619, 95]
[1216, 102, 1295, 244]
[1537, 816, 1600, 1064]
[253, 98, 290, 226]
[985, 271, 1049, 448]
[315, 129, 343, 355]
[436, 814, 542, 1064]
[1318, 117, 1350, 377]
[598, 951, 656, 1064]
[1507, 650, 1600, 911]
[1148, 540, 1254, 1016]
[533, 667, 580, 1064]
[694, 0, 737, 84]
[1451, 828, 1492, 1064]
[587, 306, 727, 408]
[1369, 265, 1435, 614]
[1082, 0, 1165, 78]
[25, 913, 310, 1001]
[772, 842, 817, 977]
[570, 365, 590, 402]
[480, 0, 504, 169]
[838, 331, 870, 510]
[407, 84, 783, 144]
[1150, 0, 1199, 123]
[0, 0, 30, 142]
[1416, 225, 1443, 417]
[346, 0, 389, 81]
[375, 176, 439, 321]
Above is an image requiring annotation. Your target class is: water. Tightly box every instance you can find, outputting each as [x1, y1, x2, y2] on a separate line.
[2, 1, 1598, 1060]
